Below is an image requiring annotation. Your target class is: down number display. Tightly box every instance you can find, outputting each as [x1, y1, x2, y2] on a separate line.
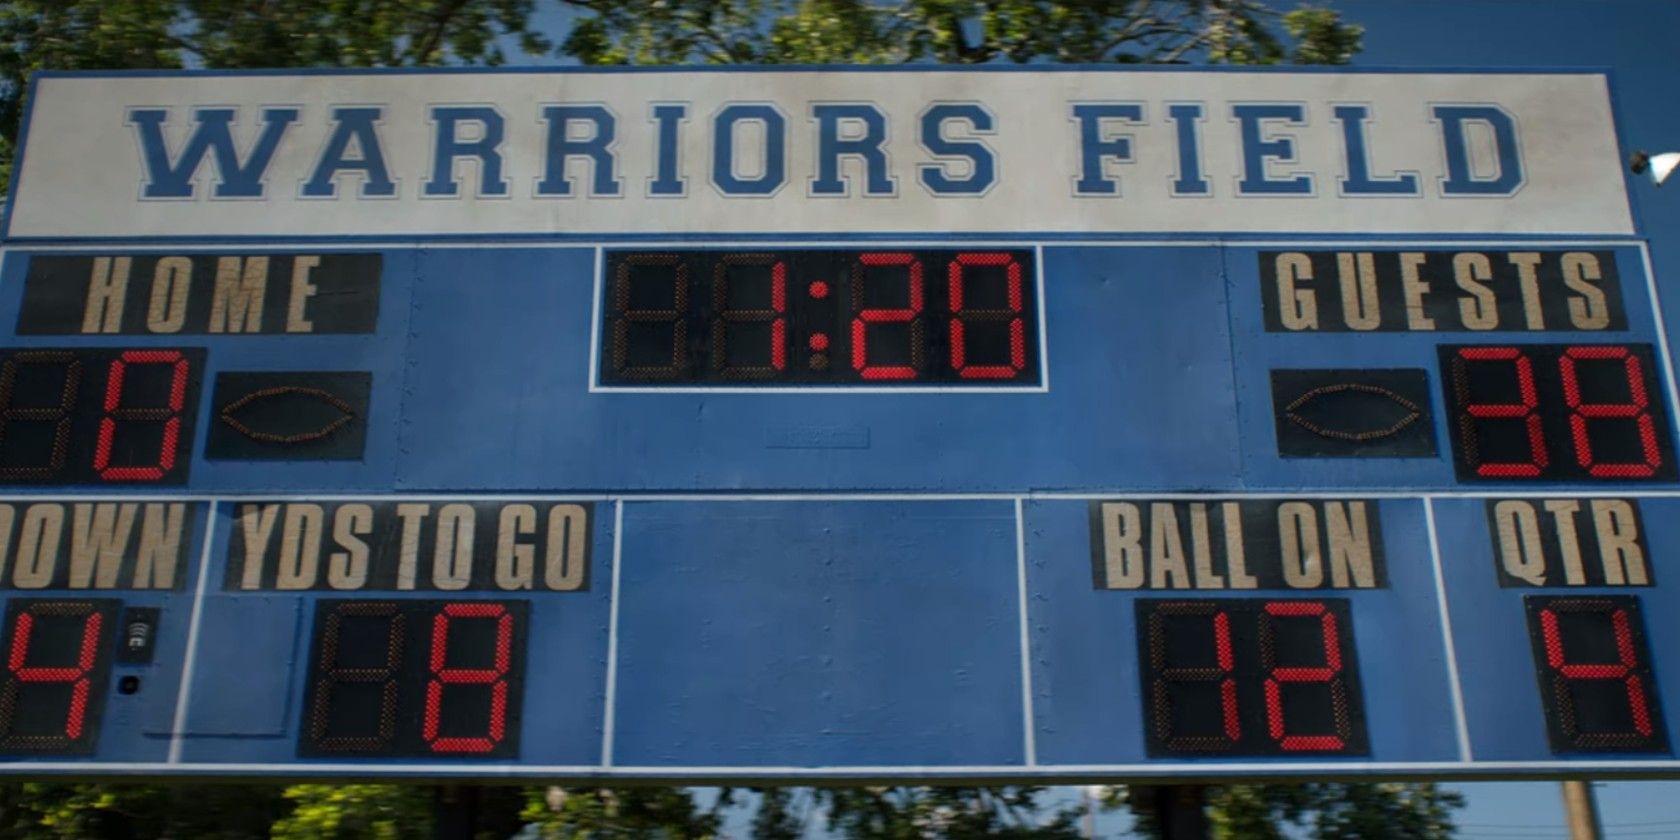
[301, 600, 528, 758]
[1137, 599, 1369, 756]
[0, 599, 118, 755]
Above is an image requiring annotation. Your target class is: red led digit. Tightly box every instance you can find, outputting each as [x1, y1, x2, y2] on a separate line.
[1559, 346, 1662, 478]
[1451, 347, 1548, 478]
[1260, 601, 1350, 752]
[851, 252, 924, 380]
[307, 603, 403, 752]
[0, 604, 102, 745]
[612, 254, 688, 379]
[1540, 602, 1654, 747]
[92, 350, 188, 481]
[422, 602, 513, 754]
[712, 255, 787, 379]
[0, 351, 81, 479]
[1140, 599, 1367, 757]
[1146, 602, 1240, 751]
[947, 252, 1026, 379]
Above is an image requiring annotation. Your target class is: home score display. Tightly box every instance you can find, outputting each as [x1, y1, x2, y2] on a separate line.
[0, 67, 1676, 780]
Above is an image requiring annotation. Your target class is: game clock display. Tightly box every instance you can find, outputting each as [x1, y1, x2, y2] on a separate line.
[598, 248, 1041, 386]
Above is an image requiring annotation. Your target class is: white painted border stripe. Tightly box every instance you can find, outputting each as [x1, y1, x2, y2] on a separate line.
[14, 759, 1680, 775]
[0, 233, 1668, 775]
[1028, 489, 1680, 500]
[1639, 241, 1680, 438]
[2, 237, 1650, 395]
[1014, 497, 1037, 767]
[0, 237, 1645, 253]
[3, 490, 1680, 500]
[167, 500, 218, 763]
[1035, 244, 1051, 394]
[1424, 497, 1473, 762]
[587, 246, 604, 391]
[5, 490, 1680, 503]
[599, 499, 625, 768]
[589, 384, 1048, 395]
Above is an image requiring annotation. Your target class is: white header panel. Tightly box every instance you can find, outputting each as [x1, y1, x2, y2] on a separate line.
[4, 69, 1635, 239]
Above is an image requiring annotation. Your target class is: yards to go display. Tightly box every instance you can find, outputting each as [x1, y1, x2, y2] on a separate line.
[301, 599, 529, 757]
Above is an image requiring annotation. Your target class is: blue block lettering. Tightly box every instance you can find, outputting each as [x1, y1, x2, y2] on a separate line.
[1168, 103, 1210, 196]
[537, 105, 622, 197]
[713, 105, 786, 196]
[1073, 103, 1144, 195]
[811, 104, 895, 196]
[301, 107, 396, 198]
[649, 104, 688, 196]
[1235, 104, 1313, 195]
[129, 107, 298, 199]
[917, 104, 995, 195]
[1334, 105, 1419, 195]
[425, 106, 510, 198]
[1435, 105, 1525, 195]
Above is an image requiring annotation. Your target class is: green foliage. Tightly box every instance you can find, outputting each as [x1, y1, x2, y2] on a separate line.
[0, 0, 549, 189]
[751, 787, 805, 840]
[0, 0, 181, 187]
[1206, 783, 1464, 840]
[819, 786, 1082, 840]
[0, 782, 285, 840]
[1282, 6, 1364, 65]
[183, 0, 550, 69]
[520, 786, 724, 840]
[270, 784, 432, 840]
[557, 0, 1362, 66]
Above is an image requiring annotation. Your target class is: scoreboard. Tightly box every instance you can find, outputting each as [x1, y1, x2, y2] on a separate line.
[0, 66, 1675, 780]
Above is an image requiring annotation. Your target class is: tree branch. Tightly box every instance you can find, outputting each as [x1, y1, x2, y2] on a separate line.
[408, 0, 473, 64]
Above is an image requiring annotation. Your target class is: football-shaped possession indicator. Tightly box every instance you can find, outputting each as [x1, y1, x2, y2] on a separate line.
[220, 386, 357, 444]
[1269, 369, 1436, 459]
[206, 372, 371, 461]
[1285, 383, 1422, 442]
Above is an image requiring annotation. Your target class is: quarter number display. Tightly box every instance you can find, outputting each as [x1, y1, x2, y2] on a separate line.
[1137, 598, 1368, 756]
[301, 600, 528, 758]
[1524, 595, 1666, 753]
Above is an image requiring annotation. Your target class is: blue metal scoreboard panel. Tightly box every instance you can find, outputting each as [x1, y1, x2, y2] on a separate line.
[0, 66, 1674, 779]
